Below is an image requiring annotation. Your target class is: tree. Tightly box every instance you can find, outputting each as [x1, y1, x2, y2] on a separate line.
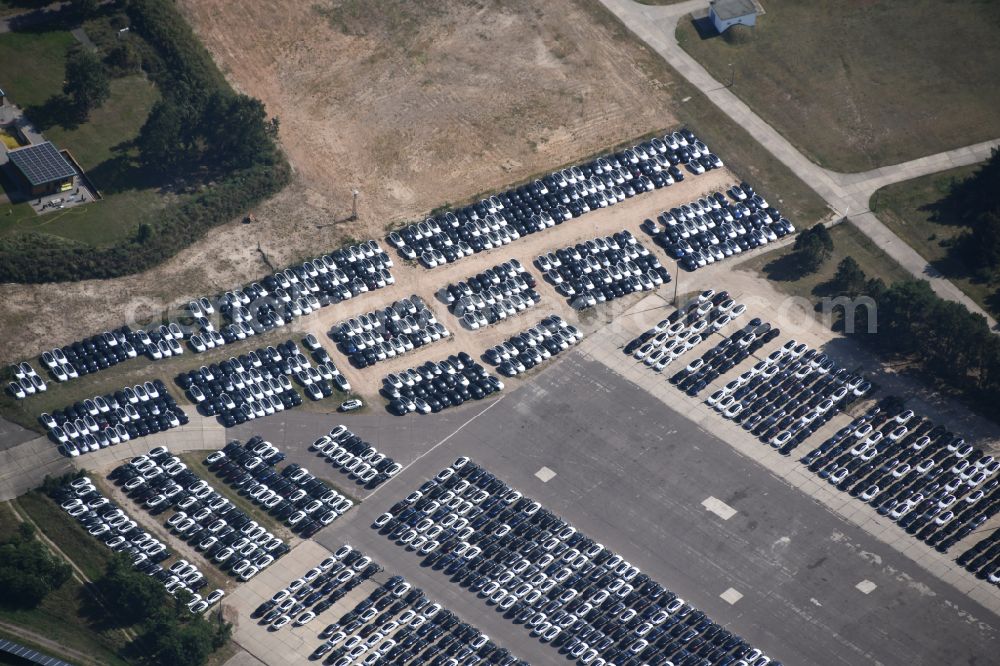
[106, 40, 142, 75]
[831, 256, 867, 295]
[792, 224, 834, 274]
[71, 0, 100, 15]
[97, 555, 168, 625]
[136, 223, 153, 244]
[64, 50, 110, 119]
[0, 530, 71, 609]
[137, 100, 187, 170]
[963, 209, 1000, 279]
[938, 147, 1000, 226]
[200, 92, 276, 168]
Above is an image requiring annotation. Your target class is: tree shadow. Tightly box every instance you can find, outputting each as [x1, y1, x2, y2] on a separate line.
[758, 252, 809, 282]
[986, 289, 1000, 324]
[7, 2, 110, 34]
[811, 278, 840, 299]
[76, 581, 132, 635]
[25, 95, 81, 132]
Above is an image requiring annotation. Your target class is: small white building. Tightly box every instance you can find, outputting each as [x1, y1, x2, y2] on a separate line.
[709, 0, 759, 33]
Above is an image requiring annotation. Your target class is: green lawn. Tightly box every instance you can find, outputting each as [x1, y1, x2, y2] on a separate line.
[45, 75, 160, 171]
[676, 1, 1000, 172]
[668, 75, 830, 226]
[0, 502, 20, 540]
[742, 220, 912, 304]
[0, 31, 74, 108]
[0, 188, 163, 247]
[873, 164, 1000, 318]
[0, 581, 130, 666]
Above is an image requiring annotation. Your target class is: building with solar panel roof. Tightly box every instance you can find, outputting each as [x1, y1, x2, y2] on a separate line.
[7, 141, 76, 196]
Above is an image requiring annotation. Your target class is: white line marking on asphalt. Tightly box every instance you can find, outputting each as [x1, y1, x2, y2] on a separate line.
[702, 496, 737, 520]
[856, 580, 877, 594]
[720, 588, 743, 604]
[535, 467, 556, 482]
[365, 396, 508, 499]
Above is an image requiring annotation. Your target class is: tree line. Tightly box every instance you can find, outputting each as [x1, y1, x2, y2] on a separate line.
[943, 148, 1000, 284]
[0, 521, 72, 609]
[826, 258, 1000, 420]
[98, 555, 231, 666]
[0, 0, 290, 283]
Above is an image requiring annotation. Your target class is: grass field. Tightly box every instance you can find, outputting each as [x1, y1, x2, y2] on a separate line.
[676, 0, 1000, 172]
[0, 498, 130, 666]
[0, 31, 74, 108]
[742, 220, 912, 304]
[667, 73, 830, 226]
[873, 164, 999, 318]
[44, 75, 161, 171]
[578, 1, 831, 227]
[0, 189, 163, 248]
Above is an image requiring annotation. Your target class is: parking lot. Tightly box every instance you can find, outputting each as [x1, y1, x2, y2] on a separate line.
[274, 348, 1000, 666]
[3, 122, 998, 666]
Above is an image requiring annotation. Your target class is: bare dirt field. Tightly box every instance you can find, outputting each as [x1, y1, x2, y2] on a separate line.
[178, 0, 678, 228]
[0, 0, 684, 365]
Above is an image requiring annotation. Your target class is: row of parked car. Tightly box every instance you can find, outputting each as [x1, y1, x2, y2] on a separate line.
[16, 239, 392, 392]
[53, 475, 224, 614]
[957, 530, 1000, 586]
[251, 545, 383, 636]
[329, 296, 451, 369]
[210, 437, 353, 539]
[539, 231, 670, 310]
[387, 128, 716, 269]
[42, 380, 188, 457]
[666, 317, 781, 398]
[382, 353, 504, 416]
[482, 315, 583, 377]
[6, 361, 46, 399]
[187, 240, 396, 354]
[625, 289, 747, 373]
[440, 259, 541, 331]
[700, 337, 871, 454]
[373, 457, 778, 666]
[110, 445, 289, 583]
[32, 324, 180, 387]
[310, 424, 403, 489]
[175, 340, 346, 427]
[644, 183, 795, 273]
[801, 403, 1000, 553]
[307, 546, 523, 666]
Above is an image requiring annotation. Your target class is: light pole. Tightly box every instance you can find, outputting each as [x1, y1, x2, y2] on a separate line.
[728, 62, 735, 87]
[351, 189, 359, 221]
[673, 262, 680, 308]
